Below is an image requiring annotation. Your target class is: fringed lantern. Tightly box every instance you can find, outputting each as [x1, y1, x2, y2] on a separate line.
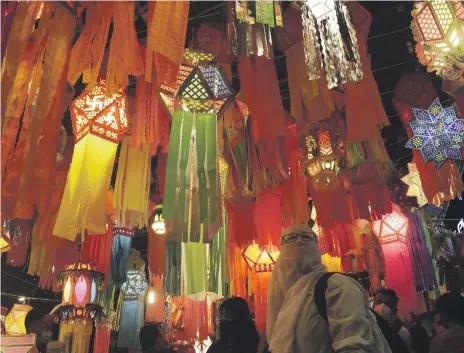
[159, 49, 233, 117]
[56, 261, 105, 320]
[242, 244, 279, 331]
[372, 207, 409, 245]
[300, 121, 344, 192]
[151, 205, 166, 235]
[411, 1, 464, 84]
[53, 78, 129, 240]
[401, 163, 429, 207]
[4, 304, 32, 335]
[301, 0, 363, 88]
[405, 98, 464, 168]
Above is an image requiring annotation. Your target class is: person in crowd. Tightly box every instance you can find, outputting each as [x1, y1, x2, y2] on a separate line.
[139, 323, 173, 353]
[409, 313, 431, 353]
[206, 297, 260, 353]
[430, 291, 464, 353]
[374, 289, 413, 352]
[267, 224, 391, 353]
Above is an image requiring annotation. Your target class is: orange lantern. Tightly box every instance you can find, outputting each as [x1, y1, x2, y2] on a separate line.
[70, 78, 129, 144]
[56, 261, 104, 319]
[372, 207, 409, 245]
[242, 244, 279, 273]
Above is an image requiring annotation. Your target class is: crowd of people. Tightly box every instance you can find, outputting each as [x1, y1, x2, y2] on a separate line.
[139, 225, 464, 353]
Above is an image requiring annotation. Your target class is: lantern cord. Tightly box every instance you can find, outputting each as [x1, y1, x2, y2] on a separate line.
[367, 27, 409, 40]
[1, 292, 60, 302]
[1, 271, 39, 287]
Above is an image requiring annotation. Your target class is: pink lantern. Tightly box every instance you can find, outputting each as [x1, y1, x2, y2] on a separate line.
[372, 206, 409, 245]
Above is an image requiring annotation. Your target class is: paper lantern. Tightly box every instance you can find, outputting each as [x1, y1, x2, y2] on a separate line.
[242, 245, 279, 273]
[56, 261, 104, 319]
[120, 269, 148, 301]
[70, 78, 129, 144]
[300, 122, 344, 191]
[4, 304, 32, 335]
[301, 0, 363, 88]
[411, 1, 464, 84]
[151, 205, 166, 235]
[401, 163, 429, 207]
[159, 49, 233, 117]
[372, 208, 409, 245]
[405, 98, 464, 168]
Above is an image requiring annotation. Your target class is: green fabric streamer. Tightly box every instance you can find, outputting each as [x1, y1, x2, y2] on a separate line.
[177, 112, 194, 224]
[256, 1, 275, 27]
[209, 210, 227, 296]
[165, 241, 182, 296]
[419, 208, 439, 283]
[347, 142, 365, 169]
[183, 242, 208, 295]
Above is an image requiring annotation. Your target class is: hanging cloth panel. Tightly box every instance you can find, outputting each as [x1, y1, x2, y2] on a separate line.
[165, 241, 182, 296]
[181, 242, 208, 296]
[53, 135, 118, 240]
[110, 232, 133, 287]
[209, 218, 227, 297]
[147, 226, 166, 277]
[93, 319, 112, 353]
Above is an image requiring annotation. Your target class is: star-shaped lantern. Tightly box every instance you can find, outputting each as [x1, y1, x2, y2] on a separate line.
[405, 98, 464, 168]
[70, 78, 129, 144]
[401, 163, 428, 207]
[159, 49, 233, 117]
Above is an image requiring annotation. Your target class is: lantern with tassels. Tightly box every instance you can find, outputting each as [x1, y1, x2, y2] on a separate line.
[300, 121, 344, 191]
[411, 0, 464, 84]
[4, 304, 32, 336]
[53, 78, 129, 240]
[159, 49, 233, 117]
[242, 244, 279, 331]
[372, 208, 409, 245]
[56, 261, 105, 320]
[151, 205, 166, 235]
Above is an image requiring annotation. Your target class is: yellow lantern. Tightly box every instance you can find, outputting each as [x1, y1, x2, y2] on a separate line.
[56, 261, 104, 320]
[151, 205, 166, 235]
[4, 304, 32, 336]
[242, 244, 279, 273]
[411, 1, 464, 84]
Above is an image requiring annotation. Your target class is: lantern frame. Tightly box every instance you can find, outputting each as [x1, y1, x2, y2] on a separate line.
[372, 209, 409, 245]
[4, 304, 33, 336]
[411, 1, 464, 84]
[242, 245, 279, 273]
[70, 78, 129, 144]
[159, 49, 234, 117]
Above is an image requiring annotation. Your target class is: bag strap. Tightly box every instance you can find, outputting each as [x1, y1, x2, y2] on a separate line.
[314, 272, 338, 322]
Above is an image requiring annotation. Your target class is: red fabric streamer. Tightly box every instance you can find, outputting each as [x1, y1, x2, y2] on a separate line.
[147, 226, 166, 277]
[253, 192, 283, 247]
[183, 299, 209, 343]
[93, 320, 112, 353]
[145, 276, 165, 323]
[319, 223, 356, 258]
[226, 199, 256, 247]
[80, 228, 113, 281]
[251, 272, 272, 332]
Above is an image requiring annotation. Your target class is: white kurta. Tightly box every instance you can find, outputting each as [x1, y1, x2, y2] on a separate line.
[269, 266, 391, 353]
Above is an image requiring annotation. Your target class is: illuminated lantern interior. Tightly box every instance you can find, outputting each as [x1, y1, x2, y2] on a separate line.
[159, 49, 233, 116]
[411, 1, 464, 84]
[242, 245, 279, 273]
[401, 163, 429, 206]
[151, 205, 166, 235]
[372, 208, 409, 245]
[4, 304, 32, 336]
[70, 78, 129, 144]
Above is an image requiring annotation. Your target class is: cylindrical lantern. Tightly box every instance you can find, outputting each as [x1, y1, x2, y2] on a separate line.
[151, 205, 166, 235]
[56, 261, 104, 320]
[411, 1, 464, 84]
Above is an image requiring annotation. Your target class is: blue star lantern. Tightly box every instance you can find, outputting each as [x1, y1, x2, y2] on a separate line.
[405, 98, 464, 168]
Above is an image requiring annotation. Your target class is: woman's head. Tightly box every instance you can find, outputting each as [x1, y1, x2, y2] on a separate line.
[219, 297, 253, 323]
[139, 323, 166, 351]
[434, 292, 464, 329]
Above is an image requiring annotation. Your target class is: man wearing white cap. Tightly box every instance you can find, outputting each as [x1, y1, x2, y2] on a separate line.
[266, 224, 391, 353]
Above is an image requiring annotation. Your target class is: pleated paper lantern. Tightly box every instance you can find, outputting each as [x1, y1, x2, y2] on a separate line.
[4, 304, 32, 335]
[372, 207, 409, 245]
[411, 1, 464, 84]
[56, 261, 104, 319]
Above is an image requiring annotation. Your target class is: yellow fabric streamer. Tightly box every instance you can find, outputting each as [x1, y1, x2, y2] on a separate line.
[59, 319, 93, 353]
[53, 135, 118, 240]
[113, 138, 150, 227]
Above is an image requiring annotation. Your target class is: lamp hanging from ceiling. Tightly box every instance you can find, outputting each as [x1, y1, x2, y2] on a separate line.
[372, 207, 409, 245]
[151, 205, 166, 235]
[301, 0, 363, 88]
[411, 0, 464, 85]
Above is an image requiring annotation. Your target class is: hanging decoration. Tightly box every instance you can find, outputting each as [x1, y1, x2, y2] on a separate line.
[372, 207, 409, 245]
[411, 0, 464, 85]
[56, 261, 105, 320]
[53, 78, 128, 240]
[405, 98, 464, 168]
[145, 276, 165, 323]
[301, 0, 363, 88]
[4, 304, 32, 336]
[401, 163, 429, 207]
[110, 227, 134, 286]
[93, 317, 113, 353]
[151, 205, 166, 235]
[58, 318, 93, 353]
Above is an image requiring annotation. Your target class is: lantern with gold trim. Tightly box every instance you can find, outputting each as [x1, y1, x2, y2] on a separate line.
[411, 1, 464, 84]
[159, 49, 233, 117]
[56, 261, 104, 320]
[242, 245, 279, 273]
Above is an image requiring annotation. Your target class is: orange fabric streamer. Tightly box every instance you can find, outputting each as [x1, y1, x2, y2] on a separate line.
[228, 246, 248, 298]
[145, 276, 165, 323]
[183, 299, 209, 343]
[253, 192, 283, 248]
[147, 226, 166, 277]
[226, 200, 256, 247]
[145, 1, 189, 87]
[251, 272, 272, 332]
[80, 228, 114, 281]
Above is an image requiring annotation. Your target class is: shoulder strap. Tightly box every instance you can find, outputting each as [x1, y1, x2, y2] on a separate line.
[314, 272, 338, 322]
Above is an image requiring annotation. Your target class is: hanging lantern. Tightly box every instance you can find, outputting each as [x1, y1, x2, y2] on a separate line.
[300, 121, 344, 191]
[120, 269, 148, 301]
[159, 49, 233, 117]
[4, 304, 32, 336]
[405, 98, 464, 168]
[401, 163, 429, 207]
[372, 207, 409, 245]
[301, 0, 363, 88]
[242, 244, 279, 273]
[151, 205, 166, 235]
[411, 1, 464, 85]
[56, 261, 104, 320]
